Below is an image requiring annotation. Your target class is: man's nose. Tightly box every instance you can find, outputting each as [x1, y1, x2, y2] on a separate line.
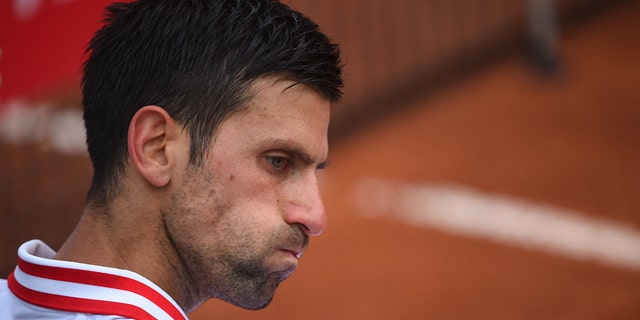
[283, 174, 327, 236]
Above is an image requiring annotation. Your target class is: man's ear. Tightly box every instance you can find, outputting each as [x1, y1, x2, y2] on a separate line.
[127, 105, 183, 187]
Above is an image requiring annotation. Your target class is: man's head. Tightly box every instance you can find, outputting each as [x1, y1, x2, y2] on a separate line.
[79, 0, 342, 312]
[82, 0, 343, 206]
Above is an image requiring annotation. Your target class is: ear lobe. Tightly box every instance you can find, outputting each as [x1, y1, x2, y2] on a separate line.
[128, 106, 179, 187]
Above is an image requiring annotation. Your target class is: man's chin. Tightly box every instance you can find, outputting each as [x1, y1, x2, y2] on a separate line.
[226, 293, 275, 311]
[223, 274, 282, 310]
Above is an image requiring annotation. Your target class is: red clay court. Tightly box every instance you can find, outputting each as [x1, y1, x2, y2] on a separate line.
[1, 1, 639, 319]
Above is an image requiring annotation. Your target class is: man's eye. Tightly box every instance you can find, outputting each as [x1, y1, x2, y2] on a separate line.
[267, 156, 289, 170]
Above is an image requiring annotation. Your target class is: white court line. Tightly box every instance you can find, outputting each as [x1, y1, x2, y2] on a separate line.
[0, 100, 86, 154]
[352, 178, 640, 271]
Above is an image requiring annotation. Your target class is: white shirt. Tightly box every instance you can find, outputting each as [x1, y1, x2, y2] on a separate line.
[0, 240, 189, 320]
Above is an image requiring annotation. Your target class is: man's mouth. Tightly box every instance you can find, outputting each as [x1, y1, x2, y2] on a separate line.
[281, 248, 303, 259]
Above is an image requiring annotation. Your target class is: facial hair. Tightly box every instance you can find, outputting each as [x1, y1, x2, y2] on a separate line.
[211, 223, 309, 310]
[163, 185, 309, 310]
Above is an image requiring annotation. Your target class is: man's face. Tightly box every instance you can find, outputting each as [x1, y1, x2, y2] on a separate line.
[164, 77, 330, 310]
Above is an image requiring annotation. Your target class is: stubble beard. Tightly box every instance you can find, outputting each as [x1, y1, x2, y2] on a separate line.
[179, 224, 306, 310]
[213, 252, 284, 310]
[202, 224, 308, 310]
[164, 193, 285, 310]
[165, 223, 283, 310]
[166, 168, 308, 310]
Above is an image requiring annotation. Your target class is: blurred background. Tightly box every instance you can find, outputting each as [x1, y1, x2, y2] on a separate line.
[1, 0, 639, 319]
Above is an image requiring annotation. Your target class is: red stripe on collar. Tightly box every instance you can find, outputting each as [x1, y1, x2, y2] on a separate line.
[10, 257, 186, 320]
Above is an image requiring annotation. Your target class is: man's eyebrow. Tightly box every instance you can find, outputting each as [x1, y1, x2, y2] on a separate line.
[289, 147, 329, 170]
[263, 139, 329, 169]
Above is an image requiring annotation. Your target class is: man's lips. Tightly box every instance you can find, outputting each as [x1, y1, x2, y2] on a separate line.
[274, 248, 304, 279]
[280, 248, 303, 259]
[279, 228, 308, 260]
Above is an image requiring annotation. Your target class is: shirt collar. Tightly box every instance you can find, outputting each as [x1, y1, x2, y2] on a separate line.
[8, 240, 188, 320]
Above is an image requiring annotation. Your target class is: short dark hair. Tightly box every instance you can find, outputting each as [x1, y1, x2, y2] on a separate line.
[82, 0, 343, 206]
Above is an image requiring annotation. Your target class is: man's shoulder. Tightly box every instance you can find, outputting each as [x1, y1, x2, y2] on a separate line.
[0, 278, 11, 311]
